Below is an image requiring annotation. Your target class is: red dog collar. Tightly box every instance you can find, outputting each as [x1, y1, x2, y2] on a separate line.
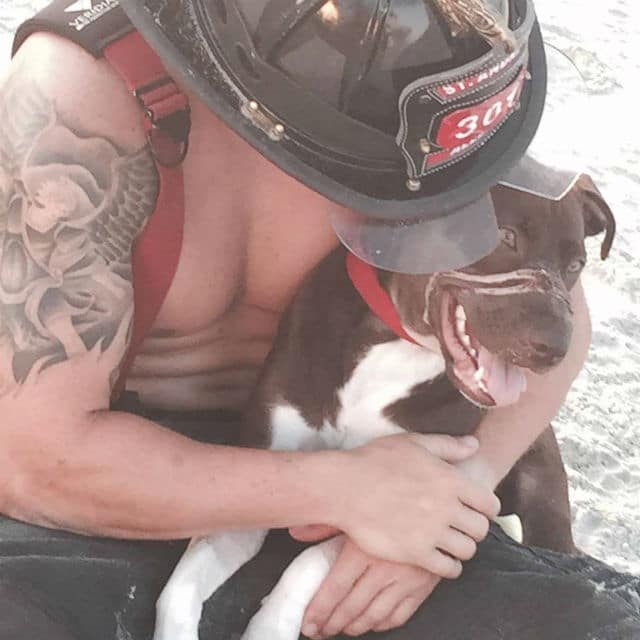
[346, 253, 419, 346]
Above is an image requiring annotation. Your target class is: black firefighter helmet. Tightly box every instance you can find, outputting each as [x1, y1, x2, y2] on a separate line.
[120, 0, 548, 273]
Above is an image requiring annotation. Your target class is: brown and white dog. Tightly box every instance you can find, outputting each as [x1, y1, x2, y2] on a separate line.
[153, 176, 615, 640]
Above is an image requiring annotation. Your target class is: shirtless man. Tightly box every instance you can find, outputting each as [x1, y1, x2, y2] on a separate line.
[0, 1, 617, 639]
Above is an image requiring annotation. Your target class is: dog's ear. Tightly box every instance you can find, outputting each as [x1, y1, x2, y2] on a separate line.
[576, 174, 616, 260]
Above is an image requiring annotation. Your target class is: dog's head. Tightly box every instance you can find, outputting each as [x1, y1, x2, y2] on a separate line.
[389, 175, 615, 408]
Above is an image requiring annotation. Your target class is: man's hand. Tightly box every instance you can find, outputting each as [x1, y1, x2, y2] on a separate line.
[294, 536, 440, 639]
[289, 434, 498, 638]
[328, 434, 499, 574]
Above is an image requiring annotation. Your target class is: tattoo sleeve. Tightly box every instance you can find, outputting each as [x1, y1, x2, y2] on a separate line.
[0, 76, 159, 397]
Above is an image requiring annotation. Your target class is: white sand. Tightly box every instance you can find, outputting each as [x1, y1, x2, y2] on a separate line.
[532, 0, 640, 574]
[1, 0, 638, 574]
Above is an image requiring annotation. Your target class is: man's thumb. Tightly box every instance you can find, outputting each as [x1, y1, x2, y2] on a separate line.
[408, 434, 479, 462]
[289, 524, 341, 542]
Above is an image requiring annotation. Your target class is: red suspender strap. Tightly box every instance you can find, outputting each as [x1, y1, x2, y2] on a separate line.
[346, 253, 419, 346]
[103, 31, 190, 393]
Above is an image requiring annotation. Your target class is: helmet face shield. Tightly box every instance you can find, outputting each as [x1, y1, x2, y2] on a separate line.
[500, 155, 580, 201]
[329, 193, 498, 274]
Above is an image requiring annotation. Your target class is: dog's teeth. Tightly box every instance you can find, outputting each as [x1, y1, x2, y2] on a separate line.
[470, 348, 478, 358]
[474, 366, 486, 382]
[461, 334, 472, 348]
[455, 305, 466, 321]
[456, 318, 467, 335]
[479, 379, 490, 394]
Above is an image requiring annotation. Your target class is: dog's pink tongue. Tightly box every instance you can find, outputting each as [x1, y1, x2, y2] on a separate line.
[478, 347, 527, 406]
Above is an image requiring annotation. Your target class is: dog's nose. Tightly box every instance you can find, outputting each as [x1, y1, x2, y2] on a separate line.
[529, 341, 566, 367]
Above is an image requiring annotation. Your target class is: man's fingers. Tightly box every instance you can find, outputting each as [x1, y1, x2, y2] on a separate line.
[453, 506, 491, 542]
[289, 524, 340, 542]
[319, 567, 387, 638]
[372, 595, 424, 633]
[341, 582, 402, 637]
[302, 547, 368, 638]
[407, 433, 479, 463]
[373, 575, 441, 632]
[343, 571, 438, 637]
[437, 527, 477, 562]
[424, 550, 462, 579]
[459, 483, 501, 520]
[407, 431, 501, 518]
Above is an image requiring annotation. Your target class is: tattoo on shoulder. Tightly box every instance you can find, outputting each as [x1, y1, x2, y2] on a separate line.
[0, 77, 159, 394]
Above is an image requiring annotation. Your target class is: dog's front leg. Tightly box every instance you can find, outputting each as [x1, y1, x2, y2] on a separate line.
[154, 529, 267, 640]
[242, 535, 346, 640]
[498, 426, 575, 553]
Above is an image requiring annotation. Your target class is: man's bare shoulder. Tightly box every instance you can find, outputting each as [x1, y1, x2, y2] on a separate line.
[10, 32, 145, 152]
[0, 32, 159, 408]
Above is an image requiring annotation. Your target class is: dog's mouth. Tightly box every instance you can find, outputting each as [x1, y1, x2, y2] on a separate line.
[438, 291, 527, 408]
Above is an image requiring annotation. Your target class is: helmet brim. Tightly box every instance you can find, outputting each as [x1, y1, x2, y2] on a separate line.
[329, 192, 498, 274]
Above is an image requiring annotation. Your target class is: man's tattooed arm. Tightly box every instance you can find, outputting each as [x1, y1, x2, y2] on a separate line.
[0, 74, 159, 398]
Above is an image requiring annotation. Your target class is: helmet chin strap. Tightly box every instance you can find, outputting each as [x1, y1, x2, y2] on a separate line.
[431, 0, 516, 51]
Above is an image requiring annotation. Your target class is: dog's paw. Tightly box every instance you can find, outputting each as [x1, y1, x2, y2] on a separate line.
[494, 513, 524, 543]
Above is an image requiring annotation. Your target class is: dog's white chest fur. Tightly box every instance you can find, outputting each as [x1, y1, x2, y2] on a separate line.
[271, 339, 446, 451]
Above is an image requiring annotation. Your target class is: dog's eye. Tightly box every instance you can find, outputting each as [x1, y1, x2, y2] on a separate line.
[567, 259, 586, 274]
[499, 227, 517, 251]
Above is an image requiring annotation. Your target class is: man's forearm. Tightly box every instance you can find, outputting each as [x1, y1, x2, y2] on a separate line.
[462, 279, 591, 489]
[4, 409, 337, 539]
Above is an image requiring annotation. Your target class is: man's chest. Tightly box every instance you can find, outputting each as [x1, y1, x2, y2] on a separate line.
[126, 120, 339, 409]
[150, 154, 339, 337]
[127, 215, 336, 409]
